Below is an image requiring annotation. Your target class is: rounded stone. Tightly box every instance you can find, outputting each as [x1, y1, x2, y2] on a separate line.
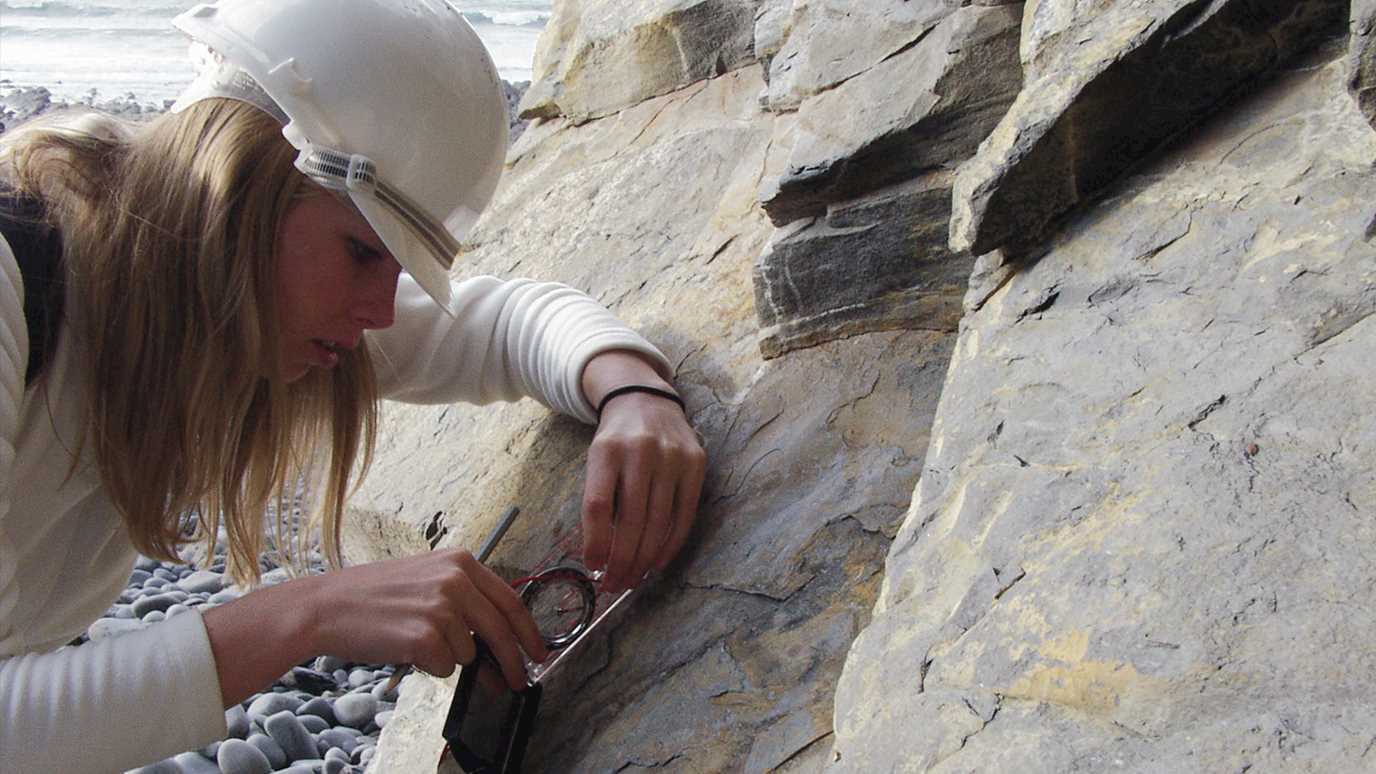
[277, 760, 325, 774]
[332, 693, 377, 730]
[374, 710, 393, 729]
[315, 655, 346, 673]
[141, 610, 166, 623]
[298, 713, 330, 734]
[247, 691, 303, 718]
[177, 569, 225, 594]
[128, 568, 152, 585]
[216, 738, 272, 774]
[142, 576, 170, 590]
[208, 589, 242, 605]
[346, 668, 372, 689]
[296, 696, 337, 725]
[225, 704, 250, 739]
[165, 603, 189, 619]
[323, 757, 349, 774]
[370, 680, 398, 703]
[172, 751, 221, 774]
[317, 727, 358, 754]
[152, 567, 177, 582]
[247, 732, 287, 770]
[263, 710, 318, 762]
[132, 593, 180, 618]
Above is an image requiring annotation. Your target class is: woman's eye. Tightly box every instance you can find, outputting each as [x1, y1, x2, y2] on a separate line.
[347, 238, 383, 264]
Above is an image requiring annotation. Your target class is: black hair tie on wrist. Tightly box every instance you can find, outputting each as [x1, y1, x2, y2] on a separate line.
[595, 384, 686, 419]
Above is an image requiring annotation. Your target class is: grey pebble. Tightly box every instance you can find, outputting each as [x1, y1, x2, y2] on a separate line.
[247, 691, 303, 718]
[217, 738, 272, 774]
[153, 568, 178, 582]
[135, 555, 160, 572]
[225, 704, 250, 739]
[317, 727, 358, 754]
[141, 610, 166, 623]
[374, 710, 392, 729]
[178, 569, 224, 594]
[299, 714, 330, 734]
[315, 655, 346, 673]
[296, 696, 337, 725]
[202, 740, 221, 759]
[165, 603, 189, 619]
[332, 693, 377, 730]
[346, 668, 372, 689]
[322, 758, 350, 774]
[331, 668, 349, 685]
[208, 588, 241, 605]
[128, 568, 152, 585]
[132, 592, 180, 617]
[370, 681, 397, 702]
[113, 604, 137, 619]
[264, 710, 318, 762]
[247, 732, 287, 769]
[277, 760, 325, 773]
[142, 576, 170, 589]
[172, 751, 221, 774]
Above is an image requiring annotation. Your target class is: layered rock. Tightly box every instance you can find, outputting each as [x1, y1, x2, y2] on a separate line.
[952, 0, 1348, 257]
[754, 2, 1023, 359]
[834, 20, 1375, 774]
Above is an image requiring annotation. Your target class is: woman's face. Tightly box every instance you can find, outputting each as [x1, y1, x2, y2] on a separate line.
[274, 191, 402, 382]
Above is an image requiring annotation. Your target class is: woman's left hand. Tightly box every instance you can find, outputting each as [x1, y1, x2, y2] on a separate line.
[580, 351, 706, 593]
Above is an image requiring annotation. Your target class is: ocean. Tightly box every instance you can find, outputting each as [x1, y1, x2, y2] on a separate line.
[0, 0, 550, 107]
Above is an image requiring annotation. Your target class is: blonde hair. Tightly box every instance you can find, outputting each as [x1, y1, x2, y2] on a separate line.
[0, 101, 378, 585]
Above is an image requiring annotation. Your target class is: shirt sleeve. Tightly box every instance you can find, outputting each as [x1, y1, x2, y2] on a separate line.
[368, 274, 672, 424]
[0, 612, 227, 774]
[0, 235, 227, 773]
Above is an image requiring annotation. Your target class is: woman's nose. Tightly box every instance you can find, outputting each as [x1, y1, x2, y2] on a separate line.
[353, 260, 401, 330]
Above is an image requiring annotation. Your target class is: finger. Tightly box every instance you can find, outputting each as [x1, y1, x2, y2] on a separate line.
[465, 556, 548, 663]
[424, 623, 474, 679]
[633, 473, 676, 585]
[581, 441, 620, 572]
[605, 456, 651, 592]
[659, 447, 705, 571]
[454, 588, 531, 690]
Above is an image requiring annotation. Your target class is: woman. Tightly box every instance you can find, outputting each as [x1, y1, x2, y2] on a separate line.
[0, 1, 705, 771]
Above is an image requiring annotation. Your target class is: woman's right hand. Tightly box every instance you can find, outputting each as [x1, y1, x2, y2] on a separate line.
[202, 549, 548, 707]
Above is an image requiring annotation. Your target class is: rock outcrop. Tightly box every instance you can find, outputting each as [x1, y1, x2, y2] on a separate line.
[351, 0, 1376, 771]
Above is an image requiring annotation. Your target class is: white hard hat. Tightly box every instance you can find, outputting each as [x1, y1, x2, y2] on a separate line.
[170, 0, 509, 313]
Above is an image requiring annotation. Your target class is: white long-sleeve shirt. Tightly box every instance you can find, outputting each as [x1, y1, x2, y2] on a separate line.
[0, 233, 668, 773]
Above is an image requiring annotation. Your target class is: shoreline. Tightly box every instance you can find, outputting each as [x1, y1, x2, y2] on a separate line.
[0, 80, 532, 141]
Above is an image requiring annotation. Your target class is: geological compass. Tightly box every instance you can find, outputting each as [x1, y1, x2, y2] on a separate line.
[439, 507, 639, 773]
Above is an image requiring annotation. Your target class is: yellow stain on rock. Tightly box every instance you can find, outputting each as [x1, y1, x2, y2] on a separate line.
[1004, 629, 1155, 717]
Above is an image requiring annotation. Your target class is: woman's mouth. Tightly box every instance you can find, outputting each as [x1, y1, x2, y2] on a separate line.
[310, 339, 342, 368]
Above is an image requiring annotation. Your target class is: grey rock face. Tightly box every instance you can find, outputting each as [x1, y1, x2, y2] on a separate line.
[754, 172, 972, 359]
[952, 0, 1349, 257]
[834, 51, 1376, 772]
[759, 4, 1023, 226]
[1349, 0, 1376, 125]
[519, 0, 758, 123]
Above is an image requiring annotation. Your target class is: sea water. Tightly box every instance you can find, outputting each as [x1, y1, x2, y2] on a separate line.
[0, 0, 550, 107]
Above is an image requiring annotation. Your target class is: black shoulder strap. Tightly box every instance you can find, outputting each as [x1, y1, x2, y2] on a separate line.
[0, 186, 65, 386]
